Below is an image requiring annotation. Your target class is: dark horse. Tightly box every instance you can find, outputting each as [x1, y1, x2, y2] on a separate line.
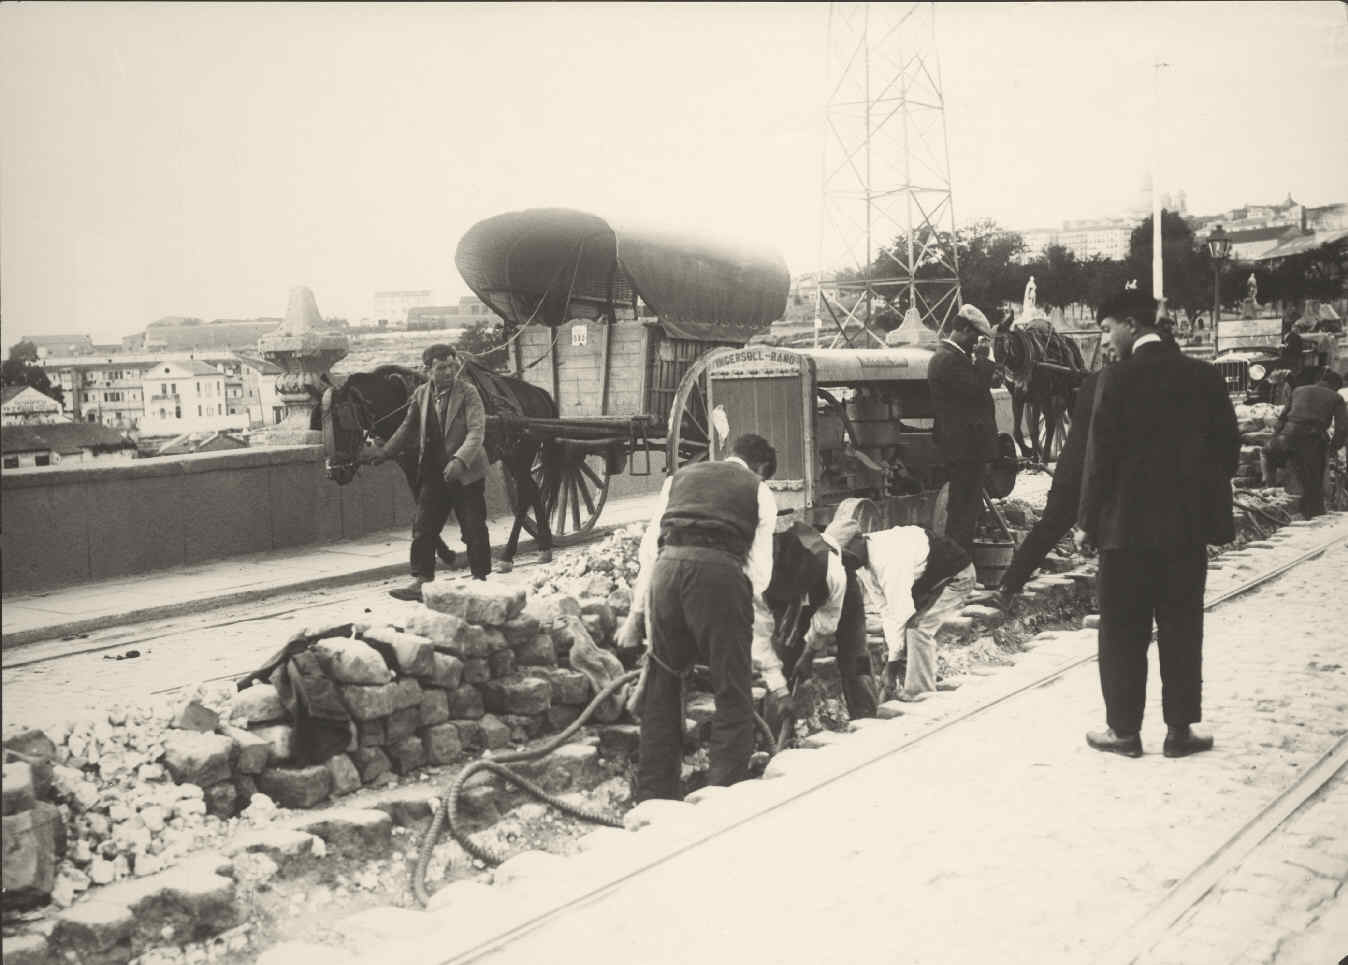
[312, 361, 560, 571]
[991, 318, 1086, 465]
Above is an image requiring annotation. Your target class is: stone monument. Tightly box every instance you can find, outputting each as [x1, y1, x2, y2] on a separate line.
[252, 286, 349, 446]
[884, 305, 939, 348]
[1017, 275, 1051, 331]
[1241, 273, 1261, 320]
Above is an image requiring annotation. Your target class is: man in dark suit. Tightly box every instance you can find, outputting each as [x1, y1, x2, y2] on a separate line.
[370, 343, 493, 598]
[1078, 289, 1240, 759]
[928, 303, 998, 555]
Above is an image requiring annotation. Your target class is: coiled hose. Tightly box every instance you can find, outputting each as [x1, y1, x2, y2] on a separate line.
[411, 667, 786, 906]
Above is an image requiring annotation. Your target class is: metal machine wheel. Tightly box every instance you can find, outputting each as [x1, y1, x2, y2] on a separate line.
[831, 496, 882, 534]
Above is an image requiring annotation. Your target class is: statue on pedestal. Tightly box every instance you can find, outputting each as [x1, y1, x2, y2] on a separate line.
[252, 286, 350, 445]
[1241, 273, 1262, 320]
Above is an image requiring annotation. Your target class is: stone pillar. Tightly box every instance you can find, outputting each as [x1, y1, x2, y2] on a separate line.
[252, 287, 349, 446]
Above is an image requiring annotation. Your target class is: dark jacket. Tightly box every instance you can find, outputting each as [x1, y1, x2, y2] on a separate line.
[1079, 339, 1240, 549]
[383, 378, 489, 487]
[1276, 383, 1348, 450]
[928, 341, 998, 464]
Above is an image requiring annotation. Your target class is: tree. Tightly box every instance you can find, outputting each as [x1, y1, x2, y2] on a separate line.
[1127, 212, 1210, 321]
[1027, 244, 1087, 310]
[1079, 256, 1134, 316]
[2, 340, 65, 405]
[455, 321, 510, 371]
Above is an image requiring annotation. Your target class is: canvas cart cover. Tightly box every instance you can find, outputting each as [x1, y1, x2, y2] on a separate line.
[455, 208, 790, 342]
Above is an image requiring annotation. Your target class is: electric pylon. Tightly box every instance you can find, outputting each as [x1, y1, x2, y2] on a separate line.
[814, 1, 963, 348]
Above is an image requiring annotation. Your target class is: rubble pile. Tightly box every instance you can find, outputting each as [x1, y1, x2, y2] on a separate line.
[1233, 402, 1283, 489]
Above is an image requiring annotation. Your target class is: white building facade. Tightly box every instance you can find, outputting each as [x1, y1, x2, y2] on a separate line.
[138, 360, 249, 436]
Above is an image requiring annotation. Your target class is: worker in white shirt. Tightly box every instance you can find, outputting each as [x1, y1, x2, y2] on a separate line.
[757, 518, 878, 734]
[821, 514, 977, 701]
[616, 434, 779, 802]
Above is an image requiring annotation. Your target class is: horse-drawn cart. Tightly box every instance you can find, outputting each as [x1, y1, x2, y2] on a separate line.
[452, 207, 791, 542]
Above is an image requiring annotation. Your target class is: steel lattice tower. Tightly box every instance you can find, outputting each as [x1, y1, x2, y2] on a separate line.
[815, 1, 962, 348]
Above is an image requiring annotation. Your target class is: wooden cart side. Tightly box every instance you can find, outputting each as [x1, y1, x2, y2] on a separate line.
[514, 317, 651, 419]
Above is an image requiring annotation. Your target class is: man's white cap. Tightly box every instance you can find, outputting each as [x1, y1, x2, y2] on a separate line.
[955, 304, 993, 337]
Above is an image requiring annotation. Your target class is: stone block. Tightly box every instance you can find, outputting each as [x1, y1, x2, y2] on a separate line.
[50, 901, 135, 958]
[220, 725, 271, 775]
[204, 781, 239, 818]
[515, 633, 558, 667]
[534, 667, 590, 705]
[685, 694, 717, 728]
[2, 808, 59, 908]
[257, 765, 333, 809]
[2, 730, 56, 764]
[290, 808, 392, 860]
[0, 932, 48, 965]
[404, 608, 488, 658]
[350, 747, 391, 784]
[326, 754, 362, 797]
[606, 586, 632, 614]
[479, 715, 512, 750]
[489, 648, 516, 678]
[162, 731, 235, 788]
[385, 706, 420, 745]
[482, 675, 551, 716]
[418, 686, 450, 728]
[224, 828, 319, 876]
[312, 637, 394, 685]
[430, 653, 464, 690]
[581, 613, 611, 648]
[503, 714, 545, 741]
[580, 600, 617, 635]
[340, 682, 397, 722]
[2, 762, 36, 816]
[229, 684, 287, 725]
[390, 678, 424, 712]
[388, 736, 426, 775]
[422, 580, 526, 625]
[453, 721, 483, 752]
[361, 626, 435, 678]
[419, 723, 463, 765]
[481, 627, 509, 652]
[546, 705, 582, 732]
[250, 723, 295, 763]
[598, 724, 641, 760]
[234, 774, 258, 801]
[462, 658, 491, 685]
[449, 685, 485, 720]
[356, 719, 387, 747]
[172, 698, 220, 733]
[501, 614, 541, 647]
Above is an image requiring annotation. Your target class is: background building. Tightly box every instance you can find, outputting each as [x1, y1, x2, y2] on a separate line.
[1, 386, 68, 426]
[372, 290, 433, 329]
[138, 359, 248, 436]
[1, 422, 137, 470]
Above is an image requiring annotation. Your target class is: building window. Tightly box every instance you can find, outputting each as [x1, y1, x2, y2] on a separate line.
[160, 408, 167, 419]
[3, 457, 18, 469]
[175, 405, 182, 419]
[198, 405, 203, 417]
[35, 455, 51, 466]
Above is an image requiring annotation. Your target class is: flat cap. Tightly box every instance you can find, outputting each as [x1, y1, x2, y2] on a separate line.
[955, 304, 993, 336]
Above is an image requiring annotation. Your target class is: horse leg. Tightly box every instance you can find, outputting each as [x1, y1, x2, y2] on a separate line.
[534, 441, 558, 563]
[1011, 391, 1032, 458]
[400, 455, 455, 567]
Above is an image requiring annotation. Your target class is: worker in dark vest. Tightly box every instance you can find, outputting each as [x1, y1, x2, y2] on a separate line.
[758, 519, 878, 731]
[618, 433, 779, 802]
[1272, 369, 1347, 519]
[823, 515, 976, 702]
[928, 303, 998, 554]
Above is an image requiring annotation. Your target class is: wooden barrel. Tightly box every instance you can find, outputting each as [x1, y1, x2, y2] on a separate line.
[971, 539, 1017, 587]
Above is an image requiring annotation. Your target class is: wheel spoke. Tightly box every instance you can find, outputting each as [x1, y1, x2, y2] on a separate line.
[569, 473, 583, 531]
[578, 459, 605, 489]
[553, 475, 570, 535]
[576, 466, 597, 516]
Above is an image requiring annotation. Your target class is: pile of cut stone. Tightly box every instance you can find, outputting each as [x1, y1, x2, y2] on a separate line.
[528, 523, 642, 612]
[1233, 402, 1283, 490]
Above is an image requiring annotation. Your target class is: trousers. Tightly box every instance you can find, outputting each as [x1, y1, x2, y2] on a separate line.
[411, 473, 491, 581]
[943, 459, 987, 555]
[1097, 546, 1207, 734]
[1287, 433, 1328, 518]
[775, 568, 877, 719]
[637, 546, 754, 802]
[903, 565, 977, 694]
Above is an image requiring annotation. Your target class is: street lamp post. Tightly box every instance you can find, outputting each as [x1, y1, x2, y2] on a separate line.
[1208, 225, 1232, 355]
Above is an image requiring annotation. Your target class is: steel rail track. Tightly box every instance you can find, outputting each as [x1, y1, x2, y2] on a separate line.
[430, 528, 1348, 965]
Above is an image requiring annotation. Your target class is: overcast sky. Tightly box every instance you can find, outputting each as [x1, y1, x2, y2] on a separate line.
[2, 1, 1346, 343]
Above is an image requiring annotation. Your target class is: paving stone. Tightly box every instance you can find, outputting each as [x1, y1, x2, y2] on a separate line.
[546, 705, 582, 732]
[503, 713, 546, 741]
[50, 900, 135, 958]
[581, 613, 612, 648]
[449, 684, 486, 720]
[220, 724, 271, 775]
[360, 626, 435, 677]
[312, 637, 395, 685]
[254, 941, 356, 965]
[425, 878, 499, 913]
[2, 762, 36, 816]
[350, 747, 392, 784]
[386, 706, 421, 745]
[418, 685, 451, 727]
[256, 765, 333, 809]
[388, 736, 427, 775]
[171, 697, 220, 733]
[2, 730, 56, 763]
[481, 627, 509, 652]
[326, 754, 362, 796]
[453, 720, 484, 752]
[356, 718, 387, 747]
[501, 614, 541, 647]
[250, 723, 296, 762]
[290, 808, 392, 860]
[515, 633, 558, 667]
[229, 682, 288, 726]
[479, 715, 513, 750]
[340, 682, 398, 722]
[607, 586, 633, 614]
[422, 581, 527, 625]
[489, 648, 517, 678]
[532, 667, 591, 706]
[2, 808, 59, 908]
[482, 675, 551, 716]
[405, 608, 489, 658]
[338, 905, 438, 945]
[429, 652, 465, 690]
[223, 828, 320, 876]
[420, 723, 464, 765]
[462, 658, 491, 685]
[162, 731, 235, 787]
[492, 849, 563, 887]
[0, 932, 49, 965]
[598, 724, 641, 760]
[369, 787, 439, 828]
[389, 677, 423, 712]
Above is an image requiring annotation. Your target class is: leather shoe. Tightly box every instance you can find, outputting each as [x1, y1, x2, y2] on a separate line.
[1163, 726, 1214, 758]
[1086, 728, 1143, 758]
[388, 581, 425, 602]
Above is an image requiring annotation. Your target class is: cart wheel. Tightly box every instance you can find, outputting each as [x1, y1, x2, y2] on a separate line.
[502, 446, 611, 545]
[666, 356, 713, 470]
[832, 497, 881, 534]
[1045, 407, 1071, 464]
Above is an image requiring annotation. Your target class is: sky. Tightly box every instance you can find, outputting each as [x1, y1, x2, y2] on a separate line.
[2, 1, 1346, 344]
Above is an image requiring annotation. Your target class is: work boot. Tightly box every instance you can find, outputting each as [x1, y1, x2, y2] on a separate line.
[1163, 726, 1214, 758]
[388, 580, 426, 602]
[1085, 727, 1143, 758]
